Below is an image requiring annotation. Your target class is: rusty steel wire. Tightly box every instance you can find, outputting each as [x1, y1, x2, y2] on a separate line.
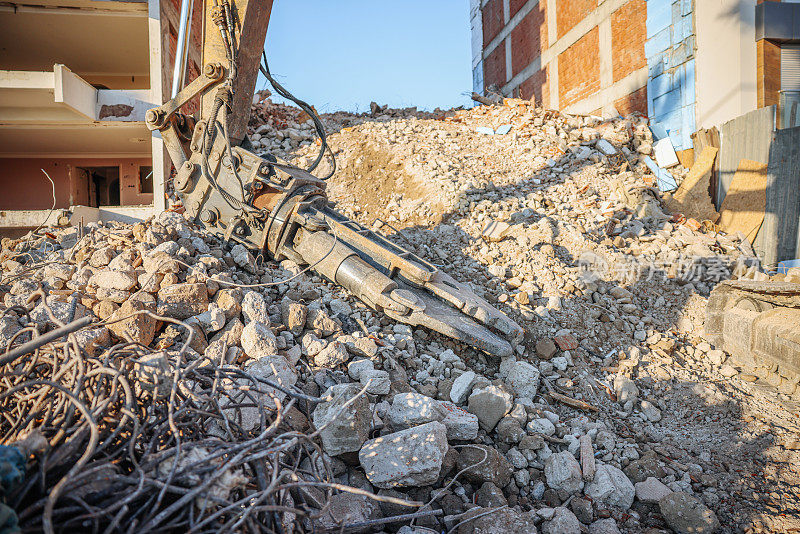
[1, 290, 418, 534]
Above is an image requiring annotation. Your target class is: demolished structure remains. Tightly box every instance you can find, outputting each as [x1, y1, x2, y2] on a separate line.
[1, 1, 800, 534]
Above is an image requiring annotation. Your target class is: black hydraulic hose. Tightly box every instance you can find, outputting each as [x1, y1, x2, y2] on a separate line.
[260, 52, 336, 179]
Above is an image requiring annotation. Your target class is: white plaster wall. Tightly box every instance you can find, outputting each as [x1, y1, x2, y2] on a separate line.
[695, 0, 758, 130]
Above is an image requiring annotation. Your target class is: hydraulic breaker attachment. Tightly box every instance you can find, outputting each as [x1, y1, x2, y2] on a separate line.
[146, 0, 523, 357]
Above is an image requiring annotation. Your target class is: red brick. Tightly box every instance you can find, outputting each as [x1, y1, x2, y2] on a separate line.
[557, 0, 595, 39]
[559, 27, 600, 107]
[510, 3, 548, 77]
[518, 67, 549, 106]
[611, 0, 647, 83]
[484, 43, 507, 90]
[483, 0, 505, 47]
[614, 86, 648, 116]
[510, 0, 527, 17]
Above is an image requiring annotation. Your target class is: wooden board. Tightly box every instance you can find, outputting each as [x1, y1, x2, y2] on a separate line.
[717, 159, 768, 244]
[691, 127, 720, 204]
[666, 146, 719, 222]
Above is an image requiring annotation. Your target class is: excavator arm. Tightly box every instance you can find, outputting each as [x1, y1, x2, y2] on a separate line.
[146, 0, 523, 357]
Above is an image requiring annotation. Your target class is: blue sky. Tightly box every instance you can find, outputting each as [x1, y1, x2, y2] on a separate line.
[259, 1, 472, 113]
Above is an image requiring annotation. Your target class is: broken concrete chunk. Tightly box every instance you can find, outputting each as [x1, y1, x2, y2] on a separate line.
[241, 320, 279, 360]
[281, 299, 308, 335]
[456, 444, 512, 487]
[314, 493, 380, 531]
[481, 220, 512, 242]
[505, 361, 540, 398]
[438, 400, 479, 440]
[241, 290, 270, 325]
[449, 370, 477, 404]
[544, 451, 584, 494]
[467, 385, 513, 431]
[314, 340, 350, 368]
[348, 358, 375, 381]
[543, 507, 582, 534]
[635, 476, 672, 503]
[108, 298, 157, 346]
[313, 383, 370, 457]
[387, 392, 445, 430]
[72, 327, 111, 357]
[359, 421, 448, 488]
[359, 369, 390, 395]
[584, 463, 635, 509]
[659, 492, 720, 534]
[613, 375, 639, 405]
[89, 270, 137, 291]
[214, 288, 243, 321]
[157, 283, 209, 319]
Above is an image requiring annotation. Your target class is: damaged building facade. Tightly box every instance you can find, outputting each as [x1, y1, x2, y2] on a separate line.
[0, 0, 271, 234]
[470, 0, 800, 154]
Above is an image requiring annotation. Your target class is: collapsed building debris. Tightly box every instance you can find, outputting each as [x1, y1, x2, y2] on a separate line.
[1, 98, 799, 534]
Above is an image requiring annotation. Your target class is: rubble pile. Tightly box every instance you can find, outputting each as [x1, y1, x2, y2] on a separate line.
[1, 100, 798, 533]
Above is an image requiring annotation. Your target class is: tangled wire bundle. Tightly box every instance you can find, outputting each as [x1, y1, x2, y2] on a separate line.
[0, 294, 420, 534]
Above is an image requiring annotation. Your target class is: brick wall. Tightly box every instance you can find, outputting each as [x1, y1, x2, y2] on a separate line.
[518, 67, 550, 106]
[557, 0, 595, 39]
[611, 0, 646, 83]
[559, 27, 600, 107]
[510, 3, 548, 78]
[482, 0, 505, 47]
[484, 44, 507, 89]
[757, 39, 781, 107]
[510, 0, 528, 18]
[614, 86, 648, 116]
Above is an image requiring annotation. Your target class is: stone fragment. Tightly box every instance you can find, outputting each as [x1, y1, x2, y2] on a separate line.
[635, 476, 672, 503]
[584, 463, 635, 509]
[360, 369, 390, 395]
[536, 338, 558, 359]
[505, 361, 540, 398]
[281, 299, 308, 335]
[108, 299, 157, 345]
[242, 291, 270, 325]
[544, 451, 584, 493]
[542, 507, 581, 534]
[640, 400, 662, 422]
[348, 359, 375, 381]
[230, 244, 255, 273]
[350, 337, 379, 358]
[314, 340, 350, 368]
[387, 392, 445, 430]
[589, 518, 621, 534]
[157, 283, 209, 319]
[89, 270, 137, 291]
[456, 444, 512, 487]
[613, 375, 639, 404]
[359, 421, 448, 488]
[659, 492, 720, 534]
[313, 383, 370, 457]
[214, 288, 243, 321]
[466, 507, 538, 534]
[475, 481, 507, 508]
[221, 355, 298, 429]
[450, 370, 477, 404]
[306, 307, 338, 337]
[315, 493, 380, 531]
[133, 351, 172, 398]
[241, 321, 278, 359]
[467, 385, 513, 431]
[438, 400, 479, 440]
